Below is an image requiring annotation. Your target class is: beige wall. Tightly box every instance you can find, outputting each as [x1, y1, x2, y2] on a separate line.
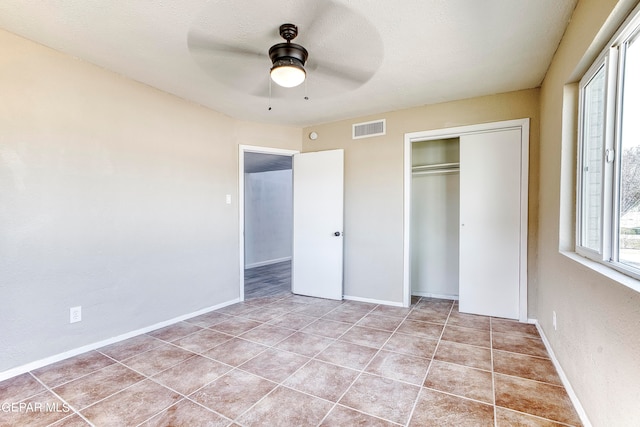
[303, 89, 540, 306]
[0, 30, 300, 372]
[538, 0, 640, 425]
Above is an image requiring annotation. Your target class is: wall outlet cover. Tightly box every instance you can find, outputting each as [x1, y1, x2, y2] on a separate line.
[70, 306, 82, 323]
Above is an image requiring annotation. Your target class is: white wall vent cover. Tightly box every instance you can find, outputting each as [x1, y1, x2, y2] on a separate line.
[352, 119, 386, 139]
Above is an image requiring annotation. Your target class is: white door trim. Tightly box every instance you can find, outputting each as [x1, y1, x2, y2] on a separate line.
[238, 145, 299, 302]
[402, 119, 529, 321]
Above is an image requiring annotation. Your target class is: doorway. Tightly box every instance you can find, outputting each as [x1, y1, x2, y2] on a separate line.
[239, 146, 345, 303]
[239, 146, 298, 301]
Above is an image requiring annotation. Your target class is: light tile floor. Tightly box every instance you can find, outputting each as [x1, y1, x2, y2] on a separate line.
[0, 295, 583, 426]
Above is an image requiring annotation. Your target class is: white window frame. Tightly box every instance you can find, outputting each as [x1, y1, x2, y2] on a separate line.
[576, 5, 640, 282]
[576, 57, 609, 260]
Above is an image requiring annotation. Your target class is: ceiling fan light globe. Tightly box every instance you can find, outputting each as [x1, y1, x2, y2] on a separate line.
[270, 59, 306, 88]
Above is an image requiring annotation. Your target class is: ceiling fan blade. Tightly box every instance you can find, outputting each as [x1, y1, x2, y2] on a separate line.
[302, 1, 340, 41]
[297, 1, 382, 91]
[187, 28, 266, 59]
[307, 59, 374, 87]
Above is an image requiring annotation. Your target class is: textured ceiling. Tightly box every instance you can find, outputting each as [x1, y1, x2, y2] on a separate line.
[0, 0, 577, 127]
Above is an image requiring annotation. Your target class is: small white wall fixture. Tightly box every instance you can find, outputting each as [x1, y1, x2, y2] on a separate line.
[403, 119, 529, 321]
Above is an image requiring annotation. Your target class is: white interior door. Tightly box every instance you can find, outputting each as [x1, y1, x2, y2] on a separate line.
[292, 149, 344, 300]
[459, 129, 522, 319]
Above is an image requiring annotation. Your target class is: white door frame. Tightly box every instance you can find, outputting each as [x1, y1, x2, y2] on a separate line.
[238, 145, 299, 302]
[402, 118, 529, 321]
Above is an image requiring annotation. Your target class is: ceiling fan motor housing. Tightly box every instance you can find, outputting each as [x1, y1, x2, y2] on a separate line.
[269, 23, 308, 66]
[269, 43, 308, 65]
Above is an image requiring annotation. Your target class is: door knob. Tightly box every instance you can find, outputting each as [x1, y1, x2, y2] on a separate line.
[334, 231, 341, 237]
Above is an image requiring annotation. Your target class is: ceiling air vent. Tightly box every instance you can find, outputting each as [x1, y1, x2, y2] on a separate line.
[352, 119, 386, 139]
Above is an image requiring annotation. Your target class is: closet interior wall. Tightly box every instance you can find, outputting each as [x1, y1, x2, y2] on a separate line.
[410, 138, 460, 299]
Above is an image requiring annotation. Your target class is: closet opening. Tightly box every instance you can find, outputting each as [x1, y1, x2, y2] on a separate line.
[410, 138, 460, 300]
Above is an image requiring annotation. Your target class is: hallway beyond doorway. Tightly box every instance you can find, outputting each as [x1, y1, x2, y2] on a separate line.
[245, 260, 291, 300]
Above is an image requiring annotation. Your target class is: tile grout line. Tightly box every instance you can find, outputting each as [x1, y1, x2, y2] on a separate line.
[315, 403, 405, 427]
[79, 344, 253, 427]
[142, 296, 342, 412]
[192, 298, 362, 425]
[31, 350, 119, 390]
[491, 316, 498, 427]
[99, 347, 246, 427]
[304, 302, 387, 426]
[269, 313, 438, 368]
[58, 352, 151, 420]
[419, 385, 502, 410]
[314, 301, 406, 426]
[30, 350, 152, 427]
[228, 368, 307, 424]
[27, 371, 96, 427]
[490, 318, 578, 426]
[404, 298, 455, 426]
[264, 319, 435, 389]
[133, 384, 235, 427]
[73, 355, 182, 425]
[178, 335, 290, 401]
[318, 297, 438, 426]
[493, 406, 580, 427]
[3, 372, 62, 407]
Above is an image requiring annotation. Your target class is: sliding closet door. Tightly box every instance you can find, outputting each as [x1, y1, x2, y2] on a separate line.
[459, 129, 521, 319]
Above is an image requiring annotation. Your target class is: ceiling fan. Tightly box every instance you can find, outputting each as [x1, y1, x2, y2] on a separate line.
[186, 0, 383, 99]
[268, 23, 308, 88]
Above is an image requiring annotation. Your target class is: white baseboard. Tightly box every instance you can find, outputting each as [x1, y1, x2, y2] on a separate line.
[0, 298, 240, 382]
[533, 319, 592, 427]
[343, 295, 404, 307]
[245, 256, 291, 269]
[411, 291, 459, 300]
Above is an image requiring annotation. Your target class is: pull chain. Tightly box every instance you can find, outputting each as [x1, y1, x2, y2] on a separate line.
[268, 76, 272, 111]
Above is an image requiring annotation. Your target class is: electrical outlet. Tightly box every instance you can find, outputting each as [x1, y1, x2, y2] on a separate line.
[552, 310, 557, 331]
[70, 306, 82, 323]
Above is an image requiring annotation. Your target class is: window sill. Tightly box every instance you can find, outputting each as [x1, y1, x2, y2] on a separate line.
[560, 250, 640, 294]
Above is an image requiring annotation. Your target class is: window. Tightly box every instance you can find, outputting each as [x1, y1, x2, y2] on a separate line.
[578, 62, 606, 254]
[577, 7, 640, 280]
[617, 32, 640, 271]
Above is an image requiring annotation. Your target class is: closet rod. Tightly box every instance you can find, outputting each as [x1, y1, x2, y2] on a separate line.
[412, 168, 460, 176]
[412, 162, 460, 172]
